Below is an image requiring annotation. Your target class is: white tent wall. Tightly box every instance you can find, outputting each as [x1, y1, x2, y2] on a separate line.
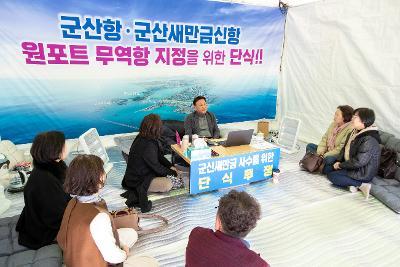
[280, 0, 400, 143]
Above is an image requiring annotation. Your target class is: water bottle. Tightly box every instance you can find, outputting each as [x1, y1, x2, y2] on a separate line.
[181, 135, 189, 153]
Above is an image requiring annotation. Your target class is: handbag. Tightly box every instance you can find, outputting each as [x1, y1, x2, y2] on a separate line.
[110, 207, 168, 235]
[299, 152, 324, 173]
[378, 147, 399, 179]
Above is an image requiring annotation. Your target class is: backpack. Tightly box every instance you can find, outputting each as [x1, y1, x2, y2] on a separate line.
[378, 147, 399, 179]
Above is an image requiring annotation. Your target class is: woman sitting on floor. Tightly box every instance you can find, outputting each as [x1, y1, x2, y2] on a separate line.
[57, 154, 158, 267]
[327, 108, 381, 199]
[121, 114, 179, 213]
[306, 105, 354, 174]
[16, 131, 71, 249]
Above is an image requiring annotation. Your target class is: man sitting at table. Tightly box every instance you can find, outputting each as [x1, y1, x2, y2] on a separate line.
[185, 190, 270, 267]
[184, 96, 220, 139]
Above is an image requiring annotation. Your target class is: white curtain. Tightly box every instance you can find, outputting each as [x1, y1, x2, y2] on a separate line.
[279, 0, 400, 143]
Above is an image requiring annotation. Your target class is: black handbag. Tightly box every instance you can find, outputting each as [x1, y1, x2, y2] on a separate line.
[299, 152, 324, 173]
[378, 147, 399, 179]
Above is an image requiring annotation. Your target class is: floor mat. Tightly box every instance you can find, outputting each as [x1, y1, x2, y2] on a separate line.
[2, 144, 400, 267]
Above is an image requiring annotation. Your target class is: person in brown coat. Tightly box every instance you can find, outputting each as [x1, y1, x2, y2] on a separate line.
[57, 154, 158, 267]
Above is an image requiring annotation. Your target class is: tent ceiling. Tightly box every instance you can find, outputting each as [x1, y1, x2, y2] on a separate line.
[213, 0, 322, 7]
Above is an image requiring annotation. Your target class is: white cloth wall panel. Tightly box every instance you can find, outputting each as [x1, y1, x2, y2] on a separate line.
[280, 0, 400, 143]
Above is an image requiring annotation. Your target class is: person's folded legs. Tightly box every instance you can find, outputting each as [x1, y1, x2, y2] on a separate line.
[148, 177, 173, 193]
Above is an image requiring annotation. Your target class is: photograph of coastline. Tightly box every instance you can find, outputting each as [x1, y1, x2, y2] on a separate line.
[0, 0, 284, 144]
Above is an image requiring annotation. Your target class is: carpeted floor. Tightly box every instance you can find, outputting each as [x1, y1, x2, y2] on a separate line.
[2, 144, 400, 266]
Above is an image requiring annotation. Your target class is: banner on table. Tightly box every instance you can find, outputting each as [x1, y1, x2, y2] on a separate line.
[190, 148, 280, 194]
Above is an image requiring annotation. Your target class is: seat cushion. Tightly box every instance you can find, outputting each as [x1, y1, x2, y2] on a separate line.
[162, 120, 185, 138]
[371, 177, 400, 213]
[0, 216, 27, 257]
[0, 215, 62, 266]
[0, 244, 62, 267]
[378, 131, 400, 181]
[379, 131, 395, 145]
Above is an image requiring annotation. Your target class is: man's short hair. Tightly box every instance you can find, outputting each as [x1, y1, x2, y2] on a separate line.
[193, 96, 206, 106]
[217, 190, 261, 238]
[30, 131, 65, 164]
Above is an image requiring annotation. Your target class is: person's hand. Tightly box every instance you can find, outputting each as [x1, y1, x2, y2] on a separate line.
[122, 245, 130, 258]
[333, 162, 341, 170]
[170, 166, 177, 171]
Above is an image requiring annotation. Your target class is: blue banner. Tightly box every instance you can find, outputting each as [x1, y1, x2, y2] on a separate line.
[190, 148, 280, 194]
[0, 0, 285, 144]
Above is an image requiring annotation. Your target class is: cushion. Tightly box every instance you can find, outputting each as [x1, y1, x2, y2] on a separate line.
[371, 177, 400, 213]
[0, 216, 26, 257]
[372, 131, 400, 213]
[0, 244, 62, 267]
[0, 215, 62, 266]
[379, 131, 395, 145]
[162, 120, 185, 138]
[379, 131, 400, 182]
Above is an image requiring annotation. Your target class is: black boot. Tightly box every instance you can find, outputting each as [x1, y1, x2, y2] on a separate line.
[140, 200, 152, 213]
[120, 191, 129, 198]
[124, 191, 140, 208]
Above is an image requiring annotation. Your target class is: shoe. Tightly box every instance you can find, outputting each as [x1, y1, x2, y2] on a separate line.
[359, 183, 371, 200]
[141, 200, 152, 213]
[125, 198, 134, 208]
[349, 186, 358, 193]
[125, 197, 140, 208]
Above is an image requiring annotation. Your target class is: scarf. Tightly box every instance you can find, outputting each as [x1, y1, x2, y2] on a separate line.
[327, 122, 350, 151]
[71, 193, 102, 203]
[344, 125, 378, 161]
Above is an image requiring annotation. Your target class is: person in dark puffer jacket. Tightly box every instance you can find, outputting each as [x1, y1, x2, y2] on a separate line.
[327, 108, 381, 200]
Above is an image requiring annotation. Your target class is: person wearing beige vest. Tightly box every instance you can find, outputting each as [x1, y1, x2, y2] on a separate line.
[57, 155, 158, 267]
[306, 105, 354, 174]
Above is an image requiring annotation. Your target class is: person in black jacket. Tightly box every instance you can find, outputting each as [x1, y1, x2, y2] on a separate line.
[121, 114, 177, 213]
[16, 131, 71, 249]
[327, 108, 381, 200]
[184, 96, 220, 140]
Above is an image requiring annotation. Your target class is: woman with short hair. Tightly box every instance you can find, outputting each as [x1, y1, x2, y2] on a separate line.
[306, 105, 354, 174]
[121, 114, 177, 213]
[57, 154, 158, 267]
[16, 131, 71, 249]
[328, 108, 381, 199]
